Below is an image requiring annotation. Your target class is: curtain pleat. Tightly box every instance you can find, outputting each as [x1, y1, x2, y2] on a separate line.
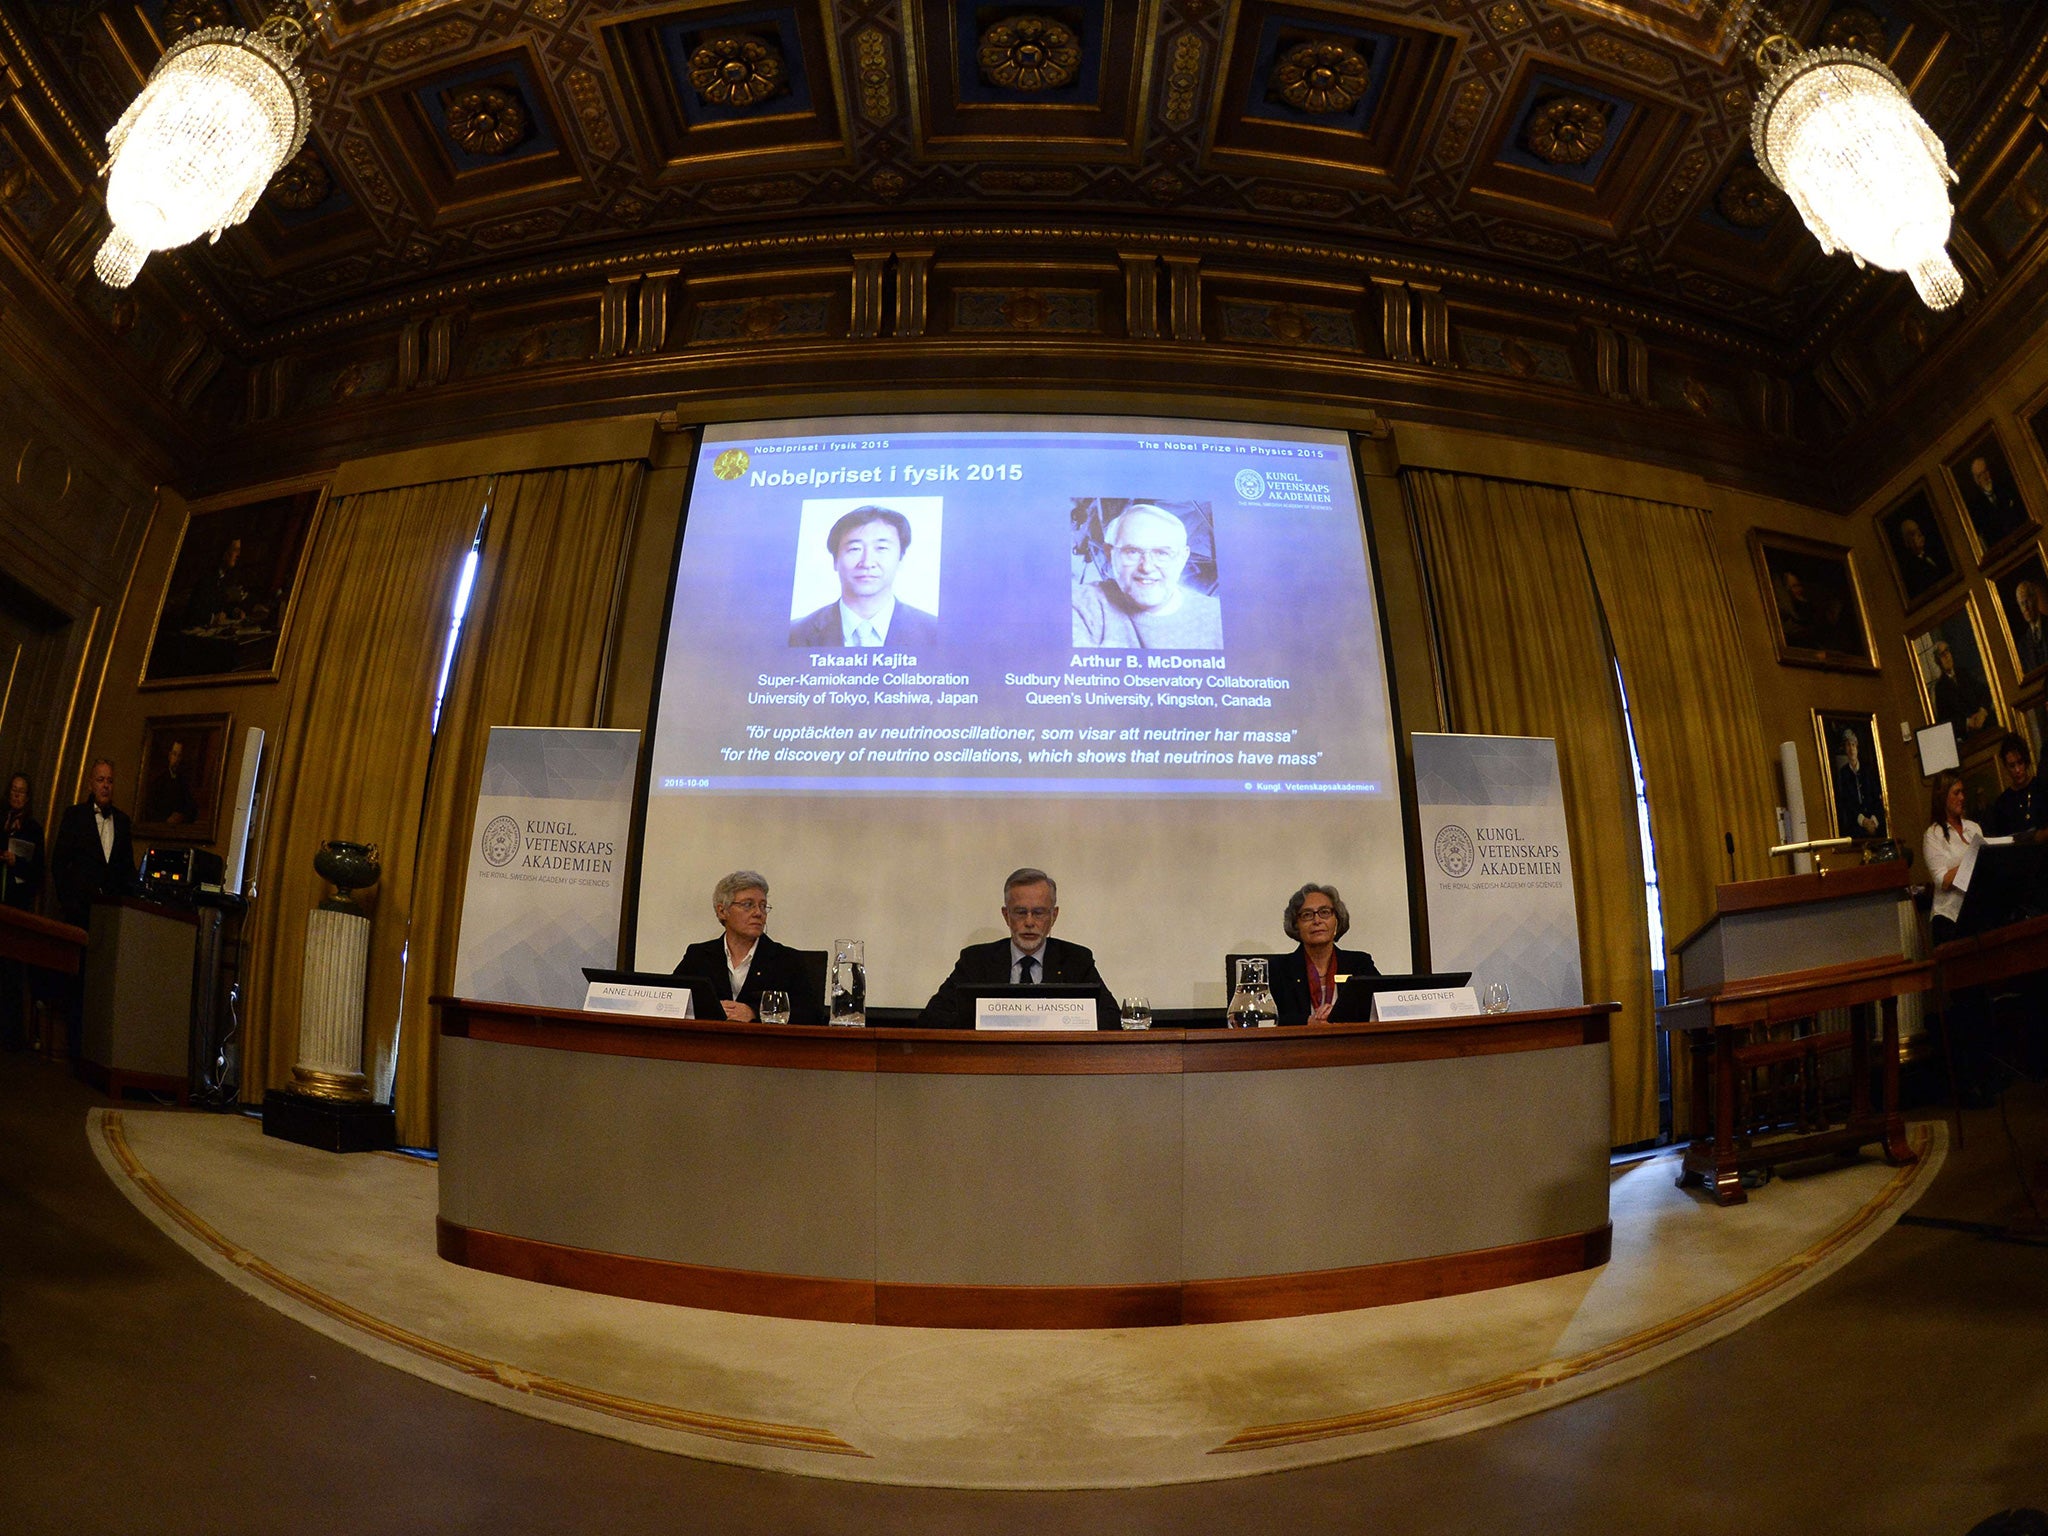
[1570, 490, 1778, 953]
[239, 478, 492, 1105]
[390, 461, 644, 1147]
[1405, 470, 1660, 1145]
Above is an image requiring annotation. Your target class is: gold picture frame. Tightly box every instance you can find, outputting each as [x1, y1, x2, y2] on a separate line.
[1905, 594, 2007, 757]
[1748, 528, 1878, 673]
[132, 711, 231, 844]
[139, 479, 327, 690]
[1955, 418, 2042, 565]
[1810, 708, 1891, 843]
[1872, 480, 1962, 614]
[1983, 539, 2048, 687]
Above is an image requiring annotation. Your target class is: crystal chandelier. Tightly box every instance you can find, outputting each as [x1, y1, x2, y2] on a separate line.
[93, 7, 312, 288]
[1749, 31, 1963, 310]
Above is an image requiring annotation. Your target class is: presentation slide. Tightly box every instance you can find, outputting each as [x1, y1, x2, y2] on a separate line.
[637, 414, 1412, 1009]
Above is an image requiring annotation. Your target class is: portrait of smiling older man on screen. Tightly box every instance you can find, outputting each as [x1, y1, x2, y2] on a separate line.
[789, 504, 939, 649]
[1071, 502, 1223, 650]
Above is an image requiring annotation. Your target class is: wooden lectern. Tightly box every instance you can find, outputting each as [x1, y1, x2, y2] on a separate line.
[1658, 865, 1926, 1205]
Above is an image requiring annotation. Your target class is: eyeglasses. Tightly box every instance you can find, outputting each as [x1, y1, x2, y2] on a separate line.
[727, 899, 771, 914]
[1112, 545, 1184, 562]
[1297, 907, 1338, 922]
[1005, 907, 1053, 921]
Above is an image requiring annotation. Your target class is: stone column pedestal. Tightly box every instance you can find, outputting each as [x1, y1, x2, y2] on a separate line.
[290, 903, 371, 1101]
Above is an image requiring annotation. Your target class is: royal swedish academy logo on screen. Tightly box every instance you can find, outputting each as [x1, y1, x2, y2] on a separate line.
[1434, 824, 1476, 879]
[1234, 468, 1267, 501]
[481, 815, 522, 869]
[712, 448, 751, 481]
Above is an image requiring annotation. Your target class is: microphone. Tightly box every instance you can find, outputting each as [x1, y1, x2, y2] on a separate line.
[1725, 832, 1736, 883]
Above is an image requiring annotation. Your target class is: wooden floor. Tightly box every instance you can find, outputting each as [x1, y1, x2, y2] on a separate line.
[3, 1051, 2045, 1536]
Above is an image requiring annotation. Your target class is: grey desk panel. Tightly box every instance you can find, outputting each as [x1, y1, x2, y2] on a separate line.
[81, 902, 195, 1079]
[1181, 1043, 1611, 1278]
[874, 1072, 1184, 1286]
[439, 1036, 876, 1279]
[1679, 895, 1903, 994]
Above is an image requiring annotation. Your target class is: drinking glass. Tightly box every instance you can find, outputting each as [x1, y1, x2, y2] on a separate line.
[829, 939, 866, 1026]
[1482, 981, 1512, 1015]
[759, 990, 791, 1026]
[1119, 996, 1153, 1031]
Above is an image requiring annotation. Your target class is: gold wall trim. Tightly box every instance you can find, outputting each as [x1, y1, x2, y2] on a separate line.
[329, 416, 663, 497]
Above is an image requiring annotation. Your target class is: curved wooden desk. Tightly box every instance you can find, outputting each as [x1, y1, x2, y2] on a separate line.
[434, 998, 1617, 1329]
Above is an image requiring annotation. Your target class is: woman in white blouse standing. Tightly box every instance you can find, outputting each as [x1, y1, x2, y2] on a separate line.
[1922, 769, 1997, 1103]
[1922, 770, 1981, 947]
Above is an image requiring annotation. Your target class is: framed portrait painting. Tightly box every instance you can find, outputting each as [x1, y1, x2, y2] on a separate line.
[1811, 709, 1890, 843]
[141, 484, 325, 689]
[1748, 530, 1878, 672]
[1906, 597, 2006, 757]
[133, 712, 231, 843]
[1873, 483, 1960, 612]
[1986, 542, 2048, 685]
[2015, 687, 2048, 767]
[1943, 426, 2037, 563]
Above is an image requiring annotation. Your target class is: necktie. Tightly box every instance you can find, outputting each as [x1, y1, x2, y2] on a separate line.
[1019, 954, 1036, 984]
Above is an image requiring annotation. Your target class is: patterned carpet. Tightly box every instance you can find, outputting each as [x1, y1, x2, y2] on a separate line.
[88, 1107, 1942, 1490]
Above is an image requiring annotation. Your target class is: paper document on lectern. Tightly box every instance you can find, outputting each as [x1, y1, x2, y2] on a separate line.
[452, 726, 641, 1011]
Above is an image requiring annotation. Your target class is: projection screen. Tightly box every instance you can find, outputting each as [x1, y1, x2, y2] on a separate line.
[634, 413, 1412, 1009]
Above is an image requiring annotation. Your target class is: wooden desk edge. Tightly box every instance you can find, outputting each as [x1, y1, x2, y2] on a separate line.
[433, 996, 1618, 1072]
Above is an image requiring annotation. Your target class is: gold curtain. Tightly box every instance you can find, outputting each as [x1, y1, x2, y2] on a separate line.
[1405, 470, 1660, 1144]
[239, 477, 492, 1104]
[390, 461, 645, 1147]
[1570, 490, 1778, 958]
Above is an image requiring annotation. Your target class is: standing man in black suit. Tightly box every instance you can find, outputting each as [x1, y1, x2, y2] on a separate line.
[788, 506, 939, 650]
[673, 870, 824, 1024]
[918, 867, 1117, 1029]
[51, 757, 135, 929]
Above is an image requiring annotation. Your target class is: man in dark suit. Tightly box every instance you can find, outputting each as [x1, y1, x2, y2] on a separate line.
[918, 867, 1117, 1029]
[51, 757, 135, 928]
[789, 505, 939, 650]
[673, 870, 824, 1024]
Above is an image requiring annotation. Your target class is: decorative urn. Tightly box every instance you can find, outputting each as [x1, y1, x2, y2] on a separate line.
[313, 839, 381, 907]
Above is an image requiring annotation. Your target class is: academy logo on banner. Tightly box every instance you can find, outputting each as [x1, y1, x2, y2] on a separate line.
[1412, 733, 1582, 1010]
[453, 727, 641, 1011]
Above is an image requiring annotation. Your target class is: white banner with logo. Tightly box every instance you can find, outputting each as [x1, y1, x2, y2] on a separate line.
[1412, 733, 1582, 1010]
[453, 726, 642, 1010]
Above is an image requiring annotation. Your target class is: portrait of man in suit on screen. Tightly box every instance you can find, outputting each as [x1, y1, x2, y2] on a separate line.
[1071, 501, 1223, 650]
[788, 504, 940, 650]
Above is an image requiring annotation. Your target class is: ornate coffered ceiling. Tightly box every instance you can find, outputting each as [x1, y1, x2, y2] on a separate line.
[0, 0, 2042, 486]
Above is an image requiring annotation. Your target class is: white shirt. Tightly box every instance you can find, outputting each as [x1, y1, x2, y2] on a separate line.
[1009, 940, 1046, 984]
[1923, 818, 1982, 923]
[840, 597, 896, 648]
[95, 805, 114, 862]
[724, 936, 758, 1000]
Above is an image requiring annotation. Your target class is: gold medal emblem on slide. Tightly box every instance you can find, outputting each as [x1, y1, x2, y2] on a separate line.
[712, 447, 751, 480]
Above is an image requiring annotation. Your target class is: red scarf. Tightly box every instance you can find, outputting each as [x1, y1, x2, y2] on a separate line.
[1307, 955, 1335, 1012]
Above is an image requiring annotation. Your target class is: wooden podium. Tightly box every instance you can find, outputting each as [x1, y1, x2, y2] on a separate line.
[1658, 865, 1926, 1205]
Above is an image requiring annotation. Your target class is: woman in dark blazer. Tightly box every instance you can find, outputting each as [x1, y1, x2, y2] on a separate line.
[1, 772, 44, 912]
[0, 772, 42, 1049]
[1271, 882, 1378, 1026]
[673, 869, 824, 1025]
